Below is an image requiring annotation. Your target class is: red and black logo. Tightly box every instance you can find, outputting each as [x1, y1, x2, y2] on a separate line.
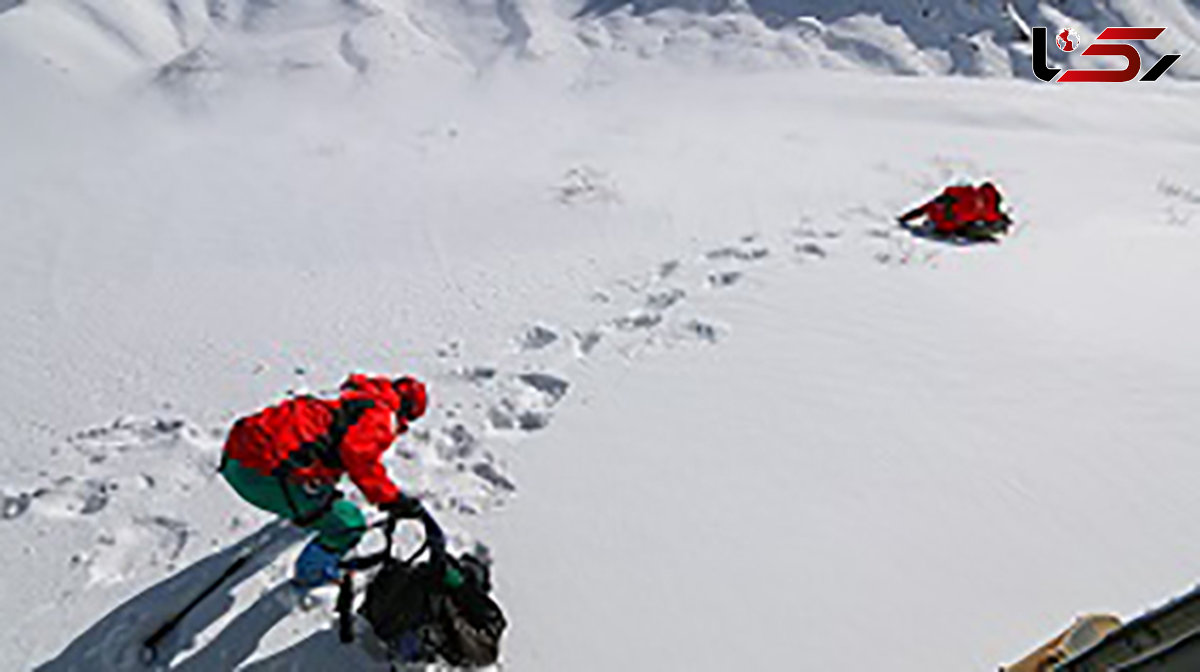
[1033, 26, 1181, 82]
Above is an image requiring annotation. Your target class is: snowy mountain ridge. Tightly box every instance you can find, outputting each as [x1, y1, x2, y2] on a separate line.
[4, 0, 1200, 93]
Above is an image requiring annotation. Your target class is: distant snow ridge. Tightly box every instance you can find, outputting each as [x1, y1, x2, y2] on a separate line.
[3, 0, 1200, 89]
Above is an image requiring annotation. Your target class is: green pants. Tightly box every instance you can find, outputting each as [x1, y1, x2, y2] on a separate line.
[220, 457, 365, 554]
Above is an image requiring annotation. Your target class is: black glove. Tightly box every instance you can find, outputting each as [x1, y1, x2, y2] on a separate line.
[380, 492, 426, 520]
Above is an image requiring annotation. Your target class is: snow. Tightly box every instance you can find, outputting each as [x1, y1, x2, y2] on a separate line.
[4, 1, 1200, 670]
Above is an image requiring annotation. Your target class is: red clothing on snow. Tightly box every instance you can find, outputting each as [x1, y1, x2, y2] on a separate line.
[902, 183, 1005, 234]
[223, 374, 420, 505]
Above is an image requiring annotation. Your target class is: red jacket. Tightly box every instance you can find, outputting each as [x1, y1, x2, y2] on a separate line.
[223, 374, 409, 504]
[902, 184, 1005, 233]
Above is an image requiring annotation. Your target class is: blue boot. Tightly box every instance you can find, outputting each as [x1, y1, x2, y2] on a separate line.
[293, 540, 341, 588]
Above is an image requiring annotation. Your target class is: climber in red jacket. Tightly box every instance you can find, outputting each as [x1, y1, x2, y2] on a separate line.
[220, 373, 429, 587]
[899, 182, 1011, 240]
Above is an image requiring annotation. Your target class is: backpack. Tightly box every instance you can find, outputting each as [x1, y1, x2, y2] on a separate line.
[224, 396, 375, 476]
[359, 552, 507, 668]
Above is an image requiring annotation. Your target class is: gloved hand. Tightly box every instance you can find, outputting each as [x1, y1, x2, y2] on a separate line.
[380, 492, 426, 520]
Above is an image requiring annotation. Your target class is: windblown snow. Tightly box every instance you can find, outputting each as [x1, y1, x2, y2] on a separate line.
[4, 1, 1200, 670]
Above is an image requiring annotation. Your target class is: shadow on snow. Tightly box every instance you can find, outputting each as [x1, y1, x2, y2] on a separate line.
[29, 521, 384, 671]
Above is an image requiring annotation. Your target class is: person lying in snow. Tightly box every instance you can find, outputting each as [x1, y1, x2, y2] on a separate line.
[219, 373, 429, 587]
[898, 181, 1012, 241]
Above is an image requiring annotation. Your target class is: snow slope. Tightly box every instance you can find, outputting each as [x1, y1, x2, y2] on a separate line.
[4, 2, 1200, 671]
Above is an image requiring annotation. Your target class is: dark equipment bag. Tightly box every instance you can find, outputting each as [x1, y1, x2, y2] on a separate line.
[359, 551, 507, 668]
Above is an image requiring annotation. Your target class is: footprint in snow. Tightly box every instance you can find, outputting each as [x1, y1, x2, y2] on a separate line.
[76, 516, 192, 584]
[874, 249, 923, 266]
[517, 324, 559, 351]
[555, 165, 620, 206]
[644, 287, 686, 311]
[706, 246, 769, 262]
[487, 399, 551, 433]
[471, 462, 517, 493]
[136, 515, 191, 564]
[707, 270, 743, 288]
[700, 235, 769, 289]
[517, 372, 570, 404]
[658, 259, 682, 279]
[2, 491, 33, 520]
[793, 225, 843, 241]
[436, 340, 463, 359]
[63, 415, 219, 483]
[573, 329, 603, 356]
[795, 242, 828, 260]
[678, 318, 723, 344]
[13, 477, 114, 519]
[613, 310, 663, 331]
[454, 365, 498, 384]
[791, 225, 842, 262]
[704, 234, 771, 263]
[430, 423, 479, 461]
[588, 290, 613, 304]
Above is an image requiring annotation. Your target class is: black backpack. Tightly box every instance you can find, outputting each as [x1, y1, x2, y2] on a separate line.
[359, 552, 507, 668]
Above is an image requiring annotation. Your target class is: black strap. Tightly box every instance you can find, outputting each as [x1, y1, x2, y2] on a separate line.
[277, 398, 376, 473]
